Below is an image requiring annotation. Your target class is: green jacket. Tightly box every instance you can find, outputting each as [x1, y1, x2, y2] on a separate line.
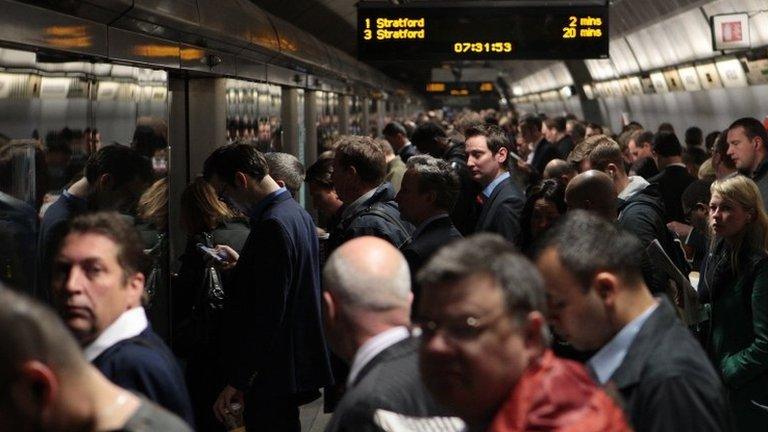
[704, 240, 768, 431]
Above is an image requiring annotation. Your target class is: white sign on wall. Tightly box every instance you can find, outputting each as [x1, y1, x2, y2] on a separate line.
[711, 13, 751, 51]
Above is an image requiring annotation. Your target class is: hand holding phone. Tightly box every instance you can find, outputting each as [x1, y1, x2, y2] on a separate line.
[197, 243, 228, 262]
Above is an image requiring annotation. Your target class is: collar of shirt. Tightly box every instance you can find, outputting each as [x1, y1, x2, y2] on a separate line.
[412, 213, 449, 239]
[667, 162, 687, 169]
[482, 171, 511, 198]
[248, 187, 288, 222]
[84, 307, 149, 362]
[62, 189, 88, 208]
[347, 326, 411, 387]
[396, 141, 413, 155]
[587, 300, 659, 384]
[618, 175, 650, 201]
[340, 186, 378, 221]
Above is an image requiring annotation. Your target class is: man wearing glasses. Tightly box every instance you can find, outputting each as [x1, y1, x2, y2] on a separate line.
[417, 233, 630, 432]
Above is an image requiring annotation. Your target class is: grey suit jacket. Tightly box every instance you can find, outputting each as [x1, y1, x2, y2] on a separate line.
[325, 336, 462, 432]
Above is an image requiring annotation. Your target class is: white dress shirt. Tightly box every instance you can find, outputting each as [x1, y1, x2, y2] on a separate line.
[587, 301, 659, 384]
[83, 307, 149, 361]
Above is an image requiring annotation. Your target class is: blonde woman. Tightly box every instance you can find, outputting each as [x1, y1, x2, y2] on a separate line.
[701, 174, 768, 431]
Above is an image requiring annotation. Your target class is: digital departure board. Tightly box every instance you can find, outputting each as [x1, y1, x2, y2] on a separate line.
[357, 2, 609, 61]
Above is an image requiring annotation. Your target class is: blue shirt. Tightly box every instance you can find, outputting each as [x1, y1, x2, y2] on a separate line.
[482, 171, 511, 198]
[587, 301, 660, 384]
[248, 187, 288, 223]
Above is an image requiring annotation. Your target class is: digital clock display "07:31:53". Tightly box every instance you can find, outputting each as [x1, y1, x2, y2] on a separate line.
[357, 2, 609, 61]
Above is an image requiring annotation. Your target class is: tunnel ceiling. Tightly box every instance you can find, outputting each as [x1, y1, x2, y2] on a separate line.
[254, 0, 720, 92]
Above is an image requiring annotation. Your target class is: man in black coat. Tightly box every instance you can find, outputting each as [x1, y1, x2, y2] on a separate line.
[520, 116, 559, 176]
[50, 212, 194, 426]
[465, 125, 525, 244]
[411, 122, 480, 236]
[648, 132, 696, 223]
[396, 155, 462, 308]
[536, 211, 730, 432]
[328, 135, 413, 252]
[383, 121, 419, 163]
[322, 236, 462, 432]
[205, 144, 333, 432]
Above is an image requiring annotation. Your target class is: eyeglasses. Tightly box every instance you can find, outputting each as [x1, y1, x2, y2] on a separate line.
[417, 311, 509, 344]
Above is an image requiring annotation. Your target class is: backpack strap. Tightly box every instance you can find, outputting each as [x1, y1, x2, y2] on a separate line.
[347, 203, 412, 249]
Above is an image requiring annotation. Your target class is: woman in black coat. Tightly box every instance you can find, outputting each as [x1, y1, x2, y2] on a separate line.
[174, 177, 250, 431]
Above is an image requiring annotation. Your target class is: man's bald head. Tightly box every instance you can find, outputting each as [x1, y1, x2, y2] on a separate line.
[543, 159, 577, 186]
[323, 236, 412, 312]
[565, 170, 618, 220]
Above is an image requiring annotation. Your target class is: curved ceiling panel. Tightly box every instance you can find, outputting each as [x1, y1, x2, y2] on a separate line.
[515, 61, 574, 94]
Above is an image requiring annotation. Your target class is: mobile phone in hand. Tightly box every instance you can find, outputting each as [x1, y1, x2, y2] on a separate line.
[197, 243, 227, 262]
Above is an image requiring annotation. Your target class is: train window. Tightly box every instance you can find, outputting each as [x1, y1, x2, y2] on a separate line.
[0, 47, 170, 339]
[225, 80, 282, 152]
[316, 91, 341, 152]
[349, 96, 363, 136]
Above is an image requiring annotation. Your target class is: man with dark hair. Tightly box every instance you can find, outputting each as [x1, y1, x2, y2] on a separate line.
[411, 122, 480, 236]
[328, 136, 412, 252]
[265, 152, 305, 199]
[418, 234, 631, 432]
[628, 131, 659, 180]
[536, 211, 728, 432]
[323, 237, 462, 432]
[586, 140, 683, 294]
[50, 211, 193, 425]
[465, 125, 525, 244]
[685, 126, 704, 148]
[521, 115, 559, 176]
[668, 179, 713, 270]
[204, 144, 333, 431]
[306, 153, 344, 229]
[586, 122, 604, 137]
[711, 131, 737, 179]
[567, 119, 587, 146]
[396, 155, 462, 303]
[648, 132, 696, 223]
[544, 116, 574, 159]
[0, 288, 191, 432]
[726, 117, 768, 206]
[383, 121, 419, 163]
[567, 134, 614, 173]
[37, 144, 153, 301]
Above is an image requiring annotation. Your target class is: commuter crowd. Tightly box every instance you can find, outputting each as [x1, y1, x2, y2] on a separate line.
[1, 110, 768, 432]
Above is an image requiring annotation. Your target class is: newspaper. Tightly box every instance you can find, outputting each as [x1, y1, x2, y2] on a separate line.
[646, 239, 707, 325]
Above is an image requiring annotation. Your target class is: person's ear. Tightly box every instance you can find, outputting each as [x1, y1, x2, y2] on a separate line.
[593, 272, 619, 307]
[96, 173, 113, 191]
[322, 291, 337, 323]
[233, 171, 249, 189]
[276, 179, 286, 189]
[495, 147, 509, 165]
[15, 361, 57, 415]
[523, 310, 546, 350]
[125, 271, 145, 306]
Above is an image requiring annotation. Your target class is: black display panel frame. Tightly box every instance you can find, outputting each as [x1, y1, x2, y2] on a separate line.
[357, 1, 610, 61]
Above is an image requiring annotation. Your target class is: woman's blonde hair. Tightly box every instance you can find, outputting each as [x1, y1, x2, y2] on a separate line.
[180, 177, 237, 234]
[710, 175, 768, 271]
[137, 177, 168, 228]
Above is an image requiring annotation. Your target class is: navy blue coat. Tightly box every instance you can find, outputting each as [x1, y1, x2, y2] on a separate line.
[92, 327, 194, 426]
[475, 177, 525, 244]
[223, 190, 333, 396]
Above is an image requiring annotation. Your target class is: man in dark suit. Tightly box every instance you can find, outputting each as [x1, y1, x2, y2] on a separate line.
[648, 132, 696, 223]
[322, 236, 462, 432]
[536, 211, 729, 432]
[396, 155, 462, 307]
[205, 144, 333, 432]
[520, 116, 559, 176]
[383, 121, 419, 163]
[465, 125, 525, 244]
[50, 211, 194, 426]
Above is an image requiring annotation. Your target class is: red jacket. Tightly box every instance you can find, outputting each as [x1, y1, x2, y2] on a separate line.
[489, 350, 631, 432]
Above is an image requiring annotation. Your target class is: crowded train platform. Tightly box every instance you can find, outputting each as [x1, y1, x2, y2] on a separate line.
[1, 0, 768, 431]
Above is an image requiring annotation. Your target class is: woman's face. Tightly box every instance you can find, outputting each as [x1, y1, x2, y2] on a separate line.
[531, 198, 561, 238]
[709, 192, 751, 240]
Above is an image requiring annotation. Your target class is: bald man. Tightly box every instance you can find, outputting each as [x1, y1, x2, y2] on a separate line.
[543, 158, 577, 187]
[322, 237, 462, 432]
[565, 170, 618, 220]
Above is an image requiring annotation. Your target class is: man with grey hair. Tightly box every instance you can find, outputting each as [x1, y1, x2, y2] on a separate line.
[322, 236, 462, 432]
[418, 234, 630, 432]
[396, 155, 462, 306]
[0, 287, 191, 431]
[265, 152, 306, 199]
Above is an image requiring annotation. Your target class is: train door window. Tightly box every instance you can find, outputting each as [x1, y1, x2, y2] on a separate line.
[349, 96, 363, 135]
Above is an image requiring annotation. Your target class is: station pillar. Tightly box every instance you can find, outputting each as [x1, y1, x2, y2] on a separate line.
[281, 87, 300, 157]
